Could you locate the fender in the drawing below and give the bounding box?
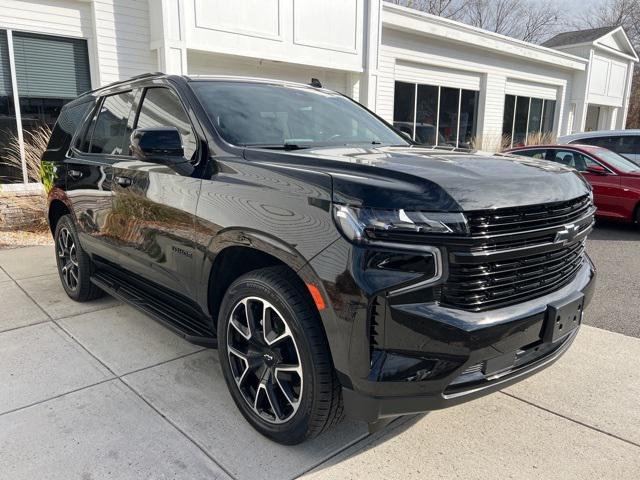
[195,226,330,307]
[194,227,347,373]
[47,187,76,229]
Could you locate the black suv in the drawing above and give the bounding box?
[44,74,596,444]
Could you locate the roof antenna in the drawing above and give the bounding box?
[309,78,322,88]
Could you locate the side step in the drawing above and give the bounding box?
[91,270,217,348]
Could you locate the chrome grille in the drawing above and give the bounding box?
[443,241,586,311]
[442,195,594,311]
[466,195,592,237]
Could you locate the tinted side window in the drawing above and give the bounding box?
[575,136,607,148]
[610,136,637,154]
[46,101,93,155]
[548,149,598,172]
[89,91,134,155]
[514,149,545,159]
[136,88,197,161]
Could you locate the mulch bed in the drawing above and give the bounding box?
[0,227,53,250]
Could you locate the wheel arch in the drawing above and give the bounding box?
[48,198,72,234]
[633,199,640,223]
[202,229,340,369]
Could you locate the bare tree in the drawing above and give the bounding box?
[573,0,640,45]
[386,0,467,21]
[386,0,562,43]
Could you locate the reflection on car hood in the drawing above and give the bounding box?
[244,145,591,211]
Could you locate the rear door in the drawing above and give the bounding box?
[64,90,135,258]
[109,84,201,297]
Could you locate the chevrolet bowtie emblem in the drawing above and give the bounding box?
[554,224,581,244]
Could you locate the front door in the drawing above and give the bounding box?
[110,86,201,297]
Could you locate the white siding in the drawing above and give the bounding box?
[394,61,481,90]
[184,0,365,73]
[587,53,628,107]
[187,50,350,94]
[505,79,557,100]
[480,73,507,150]
[0,0,91,38]
[91,0,156,85]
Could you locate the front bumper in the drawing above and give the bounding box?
[336,256,596,423]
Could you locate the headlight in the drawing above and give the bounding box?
[333,205,468,244]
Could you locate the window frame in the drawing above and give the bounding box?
[72,90,136,159]
[88,90,135,156]
[512,148,547,159]
[393,80,479,148]
[545,148,614,174]
[503,94,557,148]
[133,85,199,164]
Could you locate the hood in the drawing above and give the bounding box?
[244,146,590,211]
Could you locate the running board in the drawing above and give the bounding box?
[91,270,217,348]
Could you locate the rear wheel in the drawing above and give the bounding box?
[217,266,342,444]
[54,215,103,302]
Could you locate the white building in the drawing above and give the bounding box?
[0,0,637,184]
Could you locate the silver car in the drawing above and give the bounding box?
[558,129,640,166]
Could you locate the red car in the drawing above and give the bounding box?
[506,144,640,225]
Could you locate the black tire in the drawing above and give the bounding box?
[217,266,343,444]
[54,215,104,302]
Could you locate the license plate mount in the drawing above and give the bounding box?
[544,293,584,343]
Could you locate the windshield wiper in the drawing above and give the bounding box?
[244,143,310,151]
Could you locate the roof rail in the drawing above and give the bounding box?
[79,72,166,97]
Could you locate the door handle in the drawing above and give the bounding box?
[115,176,132,187]
[68,169,83,180]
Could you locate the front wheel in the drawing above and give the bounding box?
[217,266,342,444]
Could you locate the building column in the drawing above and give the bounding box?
[477,73,506,152]
[149,0,188,74]
[360,0,382,110]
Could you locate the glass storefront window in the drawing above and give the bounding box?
[438,87,459,146]
[502,94,515,141]
[393,81,478,148]
[415,84,438,145]
[459,90,478,148]
[528,98,543,135]
[542,99,556,134]
[502,94,556,148]
[393,82,415,139]
[513,96,529,146]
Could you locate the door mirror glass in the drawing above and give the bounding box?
[585,164,607,175]
[130,127,184,163]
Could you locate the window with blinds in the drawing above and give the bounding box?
[0,30,19,182]
[12,32,90,99]
[0,29,91,183]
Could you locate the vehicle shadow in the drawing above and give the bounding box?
[303,413,427,477]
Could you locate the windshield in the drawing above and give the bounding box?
[190,81,409,148]
[594,149,640,173]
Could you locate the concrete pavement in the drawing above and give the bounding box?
[1,245,639,480]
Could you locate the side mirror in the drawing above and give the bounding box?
[585,164,607,175]
[130,127,184,163]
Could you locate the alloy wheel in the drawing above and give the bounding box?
[226,296,303,424]
[57,228,79,291]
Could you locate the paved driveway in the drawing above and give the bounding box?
[1,240,639,479]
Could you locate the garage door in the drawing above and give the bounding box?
[394,60,481,91]
[506,78,557,100]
